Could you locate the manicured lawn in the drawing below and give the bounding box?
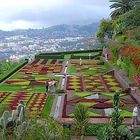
[0,60,26,81]
[76,92,92,97]
[81,69,98,75]
[74,52,100,56]
[41,95,55,117]
[0,84,23,91]
[64,54,71,60]
[26,85,46,92]
[10,73,26,79]
[67,65,77,73]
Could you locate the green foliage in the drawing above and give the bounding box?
[134,127,140,137]
[64,54,71,60]
[0,117,70,140]
[113,34,127,43]
[109,45,121,63]
[98,90,125,140]
[97,125,114,140]
[85,124,109,136]
[109,0,139,19]
[111,90,124,139]
[96,19,114,42]
[119,57,139,80]
[116,5,140,32]
[67,65,77,73]
[72,104,89,139]
[118,125,134,139]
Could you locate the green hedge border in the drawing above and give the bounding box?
[35,54,64,59]
[0,59,28,83]
[71,52,102,59]
[36,49,102,56]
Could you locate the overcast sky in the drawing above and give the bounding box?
[0,0,111,31]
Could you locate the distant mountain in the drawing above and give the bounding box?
[0,23,99,40]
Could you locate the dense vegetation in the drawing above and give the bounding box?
[97,0,140,86]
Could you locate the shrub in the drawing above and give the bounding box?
[85,124,109,136]
[134,127,140,137]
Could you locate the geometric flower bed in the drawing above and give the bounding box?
[5,79,30,85]
[66,76,83,91]
[28,93,48,113]
[1,92,50,115]
[18,63,63,75]
[76,65,105,73]
[62,91,135,118]
[70,60,102,65]
[3,92,33,110]
[66,74,123,93]
[3,59,62,93]
[101,74,122,92]
[83,75,106,92]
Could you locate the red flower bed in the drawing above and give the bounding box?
[93,103,112,109]
[66,76,83,91]
[30,59,39,65]
[31,80,45,85]
[6,79,27,84]
[41,59,48,64]
[101,75,123,92]
[28,93,48,113]
[80,98,109,103]
[6,92,32,110]
[62,94,67,117]
[50,59,57,64]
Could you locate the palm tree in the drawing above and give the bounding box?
[73,104,89,140]
[109,0,140,19]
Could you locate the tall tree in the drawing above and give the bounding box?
[111,90,123,140]
[96,19,114,42]
[73,104,89,140]
[109,0,140,19]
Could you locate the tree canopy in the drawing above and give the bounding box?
[116,5,140,32]
[96,19,114,42]
[109,0,140,19]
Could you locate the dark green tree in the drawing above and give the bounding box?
[111,90,124,140]
[96,19,114,42]
[98,90,124,140]
[72,104,89,140]
[115,5,140,33]
[109,0,140,19]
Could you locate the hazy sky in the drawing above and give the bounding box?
[0,0,111,30]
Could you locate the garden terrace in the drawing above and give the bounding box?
[0,50,138,124]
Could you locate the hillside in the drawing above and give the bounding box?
[0,23,99,40]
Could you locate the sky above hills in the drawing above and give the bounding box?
[0,0,111,31]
